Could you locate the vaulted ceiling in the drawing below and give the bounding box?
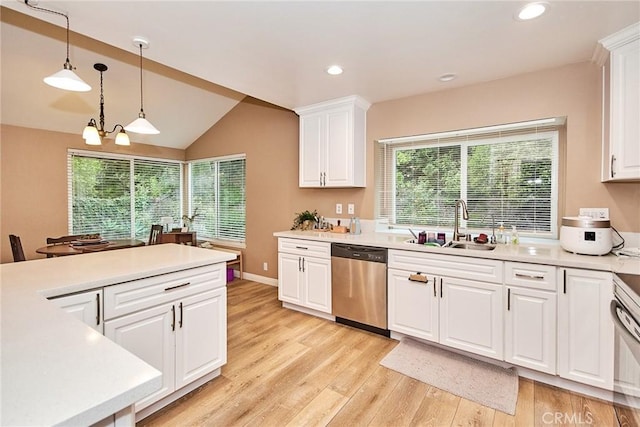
[1,1,638,149]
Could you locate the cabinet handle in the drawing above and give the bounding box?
[408,273,428,283]
[611,155,616,178]
[323,172,326,186]
[302,258,306,273]
[515,273,545,280]
[171,305,176,331]
[433,278,437,297]
[507,288,511,311]
[96,293,101,326]
[295,246,308,250]
[563,269,567,294]
[320,172,323,186]
[298,257,302,272]
[179,302,183,328]
[165,282,190,292]
[440,278,443,298]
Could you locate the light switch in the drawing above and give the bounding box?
[348,203,355,215]
[336,203,342,214]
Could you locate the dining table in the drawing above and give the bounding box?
[36,239,146,257]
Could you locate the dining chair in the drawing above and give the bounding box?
[9,234,26,262]
[148,224,164,245]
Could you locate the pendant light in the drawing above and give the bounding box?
[125,37,160,135]
[83,63,130,146]
[23,0,91,92]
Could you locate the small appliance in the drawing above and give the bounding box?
[560,216,613,255]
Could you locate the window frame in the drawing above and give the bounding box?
[187,153,247,247]
[67,149,184,240]
[379,126,560,238]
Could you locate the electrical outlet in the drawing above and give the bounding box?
[348,203,355,215]
[336,203,342,214]
[579,208,610,220]
[263,262,268,271]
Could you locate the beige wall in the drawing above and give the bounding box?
[0,124,184,263]
[3,61,638,273]
[363,61,639,231]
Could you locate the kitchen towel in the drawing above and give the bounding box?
[380,337,518,415]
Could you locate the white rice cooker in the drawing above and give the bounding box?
[560,216,613,256]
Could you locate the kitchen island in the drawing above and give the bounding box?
[0,244,235,426]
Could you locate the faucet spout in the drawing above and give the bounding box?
[453,199,469,241]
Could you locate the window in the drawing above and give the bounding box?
[188,155,246,244]
[376,119,562,237]
[68,150,183,240]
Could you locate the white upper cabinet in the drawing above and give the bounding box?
[295,95,370,188]
[596,22,640,181]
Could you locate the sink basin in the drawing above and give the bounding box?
[444,241,497,251]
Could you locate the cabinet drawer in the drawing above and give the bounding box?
[505,262,556,291]
[388,250,503,284]
[278,238,330,258]
[104,264,224,320]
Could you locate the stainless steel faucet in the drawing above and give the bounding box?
[489,214,497,244]
[453,199,469,241]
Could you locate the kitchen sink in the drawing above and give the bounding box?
[444,241,497,251]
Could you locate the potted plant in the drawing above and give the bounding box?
[291,210,318,231]
[182,208,201,231]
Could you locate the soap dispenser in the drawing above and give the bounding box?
[511,225,519,245]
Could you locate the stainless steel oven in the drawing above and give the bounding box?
[612,273,640,417]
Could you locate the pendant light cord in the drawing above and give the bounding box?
[24,0,71,66]
[138,44,145,114]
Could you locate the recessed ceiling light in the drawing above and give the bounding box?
[516,2,548,20]
[326,65,343,75]
[439,73,457,82]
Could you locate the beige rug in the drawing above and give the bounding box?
[380,338,518,415]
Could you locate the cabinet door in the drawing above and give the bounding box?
[558,269,614,390]
[505,287,556,374]
[302,256,331,313]
[49,289,103,333]
[278,253,303,305]
[388,269,438,342]
[176,288,227,389]
[104,303,175,411]
[440,277,503,360]
[299,113,325,187]
[324,107,353,187]
[609,37,640,180]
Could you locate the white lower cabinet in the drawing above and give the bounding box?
[558,268,614,390]
[504,262,557,375]
[505,286,557,374]
[388,269,439,341]
[105,288,226,412]
[439,277,503,360]
[278,238,332,314]
[387,250,503,361]
[103,263,227,415]
[49,289,103,333]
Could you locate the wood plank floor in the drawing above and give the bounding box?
[139,280,638,427]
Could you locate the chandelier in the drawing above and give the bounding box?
[82,64,130,146]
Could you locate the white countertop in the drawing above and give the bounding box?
[1,244,236,426]
[274,230,640,275]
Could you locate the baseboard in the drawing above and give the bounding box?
[282,302,335,321]
[237,271,278,287]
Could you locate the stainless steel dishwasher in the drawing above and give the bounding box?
[331,243,389,336]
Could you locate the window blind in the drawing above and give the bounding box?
[68,151,183,240]
[375,118,563,237]
[188,155,246,243]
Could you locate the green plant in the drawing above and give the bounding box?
[291,209,318,230]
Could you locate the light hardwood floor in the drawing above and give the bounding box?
[139,280,638,427]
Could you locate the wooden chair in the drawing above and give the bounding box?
[9,234,26,262]
[148,224,164,245]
